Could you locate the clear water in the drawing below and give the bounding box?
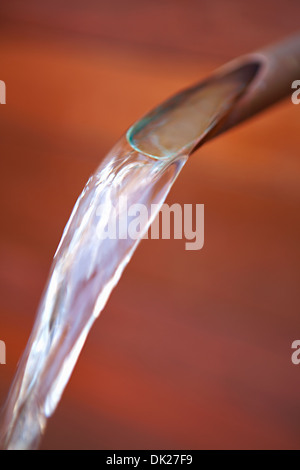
[0,137,187,450]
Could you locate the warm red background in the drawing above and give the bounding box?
[0,0,300,449]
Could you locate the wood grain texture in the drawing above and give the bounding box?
[0,0,299,449]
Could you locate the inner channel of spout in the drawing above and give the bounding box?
[127,61,261,160]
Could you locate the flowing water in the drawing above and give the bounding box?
[0,62,257,449]
[0,137,187,450]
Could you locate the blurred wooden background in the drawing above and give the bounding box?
[0,0,300,449]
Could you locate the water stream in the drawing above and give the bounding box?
[0,138,187,449]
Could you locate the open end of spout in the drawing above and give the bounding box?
[127,60,261,160]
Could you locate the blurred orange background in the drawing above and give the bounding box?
[0,0,300,449]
